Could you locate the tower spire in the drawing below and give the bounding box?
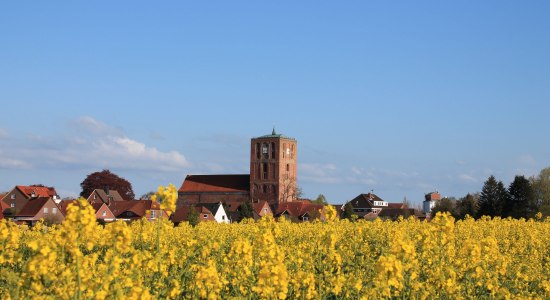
[272,126,276,135]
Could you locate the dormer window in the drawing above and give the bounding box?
[203,214,208,219]
[11,194,15,200]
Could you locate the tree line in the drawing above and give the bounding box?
[432,167,550,219]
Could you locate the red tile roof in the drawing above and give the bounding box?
[273,201,324,217]
[179,175,250,193]
[171,204,215,223]
[253,200,271,215]
[387,203,404,209]
[16,185,57,198]
[16,197,51,217]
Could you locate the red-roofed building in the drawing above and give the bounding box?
[176,130,301,212]
[177,174,250,207]
[111,200,169,222]
[14,197,64,225]
[272,201,325,222]
[1,185,59,219]
[171,202,229,225]
[253,200,273,219]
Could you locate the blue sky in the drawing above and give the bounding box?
[1,1,549,205]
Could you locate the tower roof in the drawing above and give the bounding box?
[254,129,295,140]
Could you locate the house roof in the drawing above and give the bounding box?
[90,189,125,203]
[179,175,250,193]
[16,185,57,198]
[110,200,166,218]
[272,201,324,217]
[347,193,386,208]
[171,204,217,223]
[253,200,271,215]
[387,203,404,209]
[254,128,296,140]
[425,192,442,201]
[58,200,78,216]
[16,197,52,217]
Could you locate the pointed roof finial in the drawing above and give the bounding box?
[272,126,276,135]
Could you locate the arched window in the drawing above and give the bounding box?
[262,162,268,179]
[256,143,261,159]
[271,142,276,159]
[291,144,294,159]
[262,143,269,159]
[257,163,262,179]
[263,185,268,194]
[282,143,286,158]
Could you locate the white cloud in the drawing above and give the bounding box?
[0,116,190,172]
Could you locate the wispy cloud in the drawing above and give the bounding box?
[458,174,478,183]
[0,128,8,139]
[0,116,190,172]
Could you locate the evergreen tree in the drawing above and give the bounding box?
[312,194,328,205]
[506,175,536,218]
[477,175,508,218]
[455,193,478,219]
[237,201,254,221]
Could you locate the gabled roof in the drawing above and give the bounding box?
[179,175,250,193]
[90,189,125,203]
[272,201,324,217]
[16,197,52,217]
[346,193,386,208]
[16,185,57,198]
[253,200,271,215]
[110,200,165,218]
[171,204,217,223]
[387,203,404,209]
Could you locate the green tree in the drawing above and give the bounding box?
[431,197,456,217]
[477,175,508,218]
[455,193,478,219]
[505,175,536,218]
[188,206,199,227]
[341,203,356,221]
[237,201,254,221]
[312,194,328,205]
[531,167,550,216]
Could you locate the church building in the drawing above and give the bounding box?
[177,129,298,208]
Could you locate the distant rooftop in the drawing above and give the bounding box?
[254,128,296,140]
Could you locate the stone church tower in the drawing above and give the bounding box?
[250,129,297,204]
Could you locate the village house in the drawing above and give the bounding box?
[423,191,441,216]
[1,185,60,219]
[342,193,425,220]
[272,200,325,222]
[14,196,64,225]
[171,202,229,225]
[253,200,273,219]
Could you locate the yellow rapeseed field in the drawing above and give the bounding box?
[1,186,549,299]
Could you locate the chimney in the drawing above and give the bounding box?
[104,185,110,196]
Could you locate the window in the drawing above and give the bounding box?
[53,208,57,215]
[271,142,276,159]
[262,163,268,179]
[291,145,294,159]
[257,163,262,179]
[282,143,286,158]
[44,207,49,214]
[256,143,261,159]
[11,194,15,200]
[263,208,268,212]
[222,215,225,220]
[10,203,15,208]
[151,210,156,218]
[102,210,107,217]
[286,164,290,172]
[263,185,267,193]
[203,214,208,219]
[93,194,97,200]
[262,143,269,159]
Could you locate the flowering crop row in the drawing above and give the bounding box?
[1,200,549,299]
